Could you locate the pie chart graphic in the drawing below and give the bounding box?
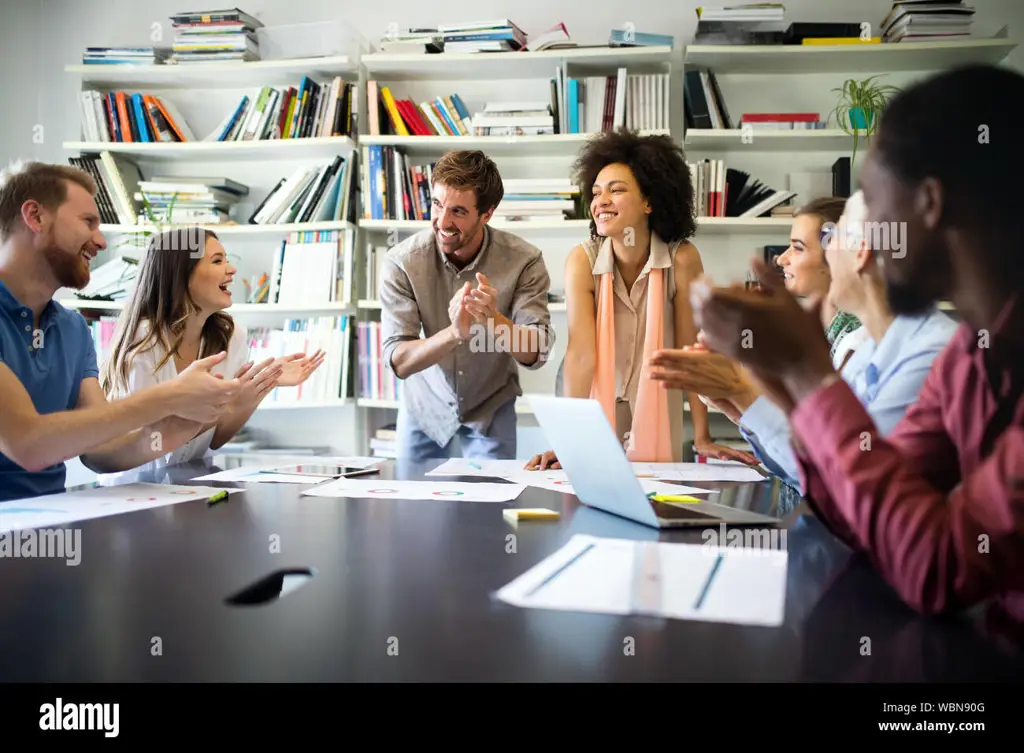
[432,490,464,496]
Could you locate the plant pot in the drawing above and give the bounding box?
[848,107,874,130]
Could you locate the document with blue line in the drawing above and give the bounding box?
[494,534,787,627]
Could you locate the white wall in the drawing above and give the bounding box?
[2,0,1022,476]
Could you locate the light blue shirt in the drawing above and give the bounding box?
[738,307,960,495]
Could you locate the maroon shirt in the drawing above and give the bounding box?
[791,294,1024,623]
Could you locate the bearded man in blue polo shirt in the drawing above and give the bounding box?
[0,161,242,502]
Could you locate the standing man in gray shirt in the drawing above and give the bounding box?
[378,150,555,461]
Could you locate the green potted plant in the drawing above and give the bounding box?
[827,74,901,167]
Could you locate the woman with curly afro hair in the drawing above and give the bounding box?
[525,129,760,470]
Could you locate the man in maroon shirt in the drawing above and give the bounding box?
[680,64,1024,628]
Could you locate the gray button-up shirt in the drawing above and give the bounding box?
[379,225,555,447]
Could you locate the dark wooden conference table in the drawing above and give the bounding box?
[1,455,1022,682]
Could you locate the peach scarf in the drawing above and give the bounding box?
[590,265,674,461]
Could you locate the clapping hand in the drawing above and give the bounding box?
[232,357,283,407]
[276,349,326,387]
[464,272,499,321]
[448,281,474,341]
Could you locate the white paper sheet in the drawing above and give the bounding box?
[424,458,528,478]
[630,462,769,483]
[301,479,526,502]
[189,467,336,483]
[0,483,242,534]
[191,455,380,482]
[495,534,788,627]
[502,468,716,497]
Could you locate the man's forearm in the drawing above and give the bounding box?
[81,415,208,473]
[15,385,174,472]
[390,327,461,379]
[490,314,547,366]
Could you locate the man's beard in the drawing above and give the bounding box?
[42,242,90,289]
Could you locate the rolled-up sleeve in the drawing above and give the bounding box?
[510,253,555,370]
[378,253,421,374]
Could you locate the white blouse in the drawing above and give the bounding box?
[105,320,249,477]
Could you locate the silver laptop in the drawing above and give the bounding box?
[528,395,780,529]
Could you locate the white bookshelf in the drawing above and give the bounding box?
[99,221,355,235]
[61,34,1005,456]
[684,129,853,151]
[64,55,355,88]
[58,299,354,315]
[65,51,363,452]
[359,216,790,235]
[359,131,669,157]
[63,136,356,161]
[362,45,675,80]
[685,35,1017,74]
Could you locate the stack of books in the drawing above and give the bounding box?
[472,102,553,135]
[136,176,249,225]
[608,28,674,47]
[378,27,443,53]
[493,179,579,223]
[880,1,975,43]
[166,8,262,63]
[439,19,526,52]
[692,3,787,44]
[81,46,168,65]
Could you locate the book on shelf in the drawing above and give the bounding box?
[368,67,667,137]
[689,160,795,218]
[360,147,581,224]
[880,1,976,43]
[361,146,435,221]
[608,28,674,47]
[525,22,574,51]
[266,228,355,307]
[684,68,731,129]
[137,175,249,225]
[357,321,399,403]
[248,153,358,225]
[78,90,193,143]
[782,22,866,44]
[68,151,143,225]
[247,316,354,405]
[378,27,444,54]
[81,47,169,65]
[693,3,787,44]
[166,8,264,63]
[206,75,357,141]
[437,19,527,52]
[493,179,581,222]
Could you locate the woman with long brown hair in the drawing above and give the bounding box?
[100,228,324,472]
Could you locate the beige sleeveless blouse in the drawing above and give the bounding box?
[581,233,687,461]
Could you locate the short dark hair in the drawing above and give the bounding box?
[873,63,1024,239]
[572,129,697,243]
[431,150,504,214]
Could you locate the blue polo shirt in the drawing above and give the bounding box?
[0,281,99,502]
